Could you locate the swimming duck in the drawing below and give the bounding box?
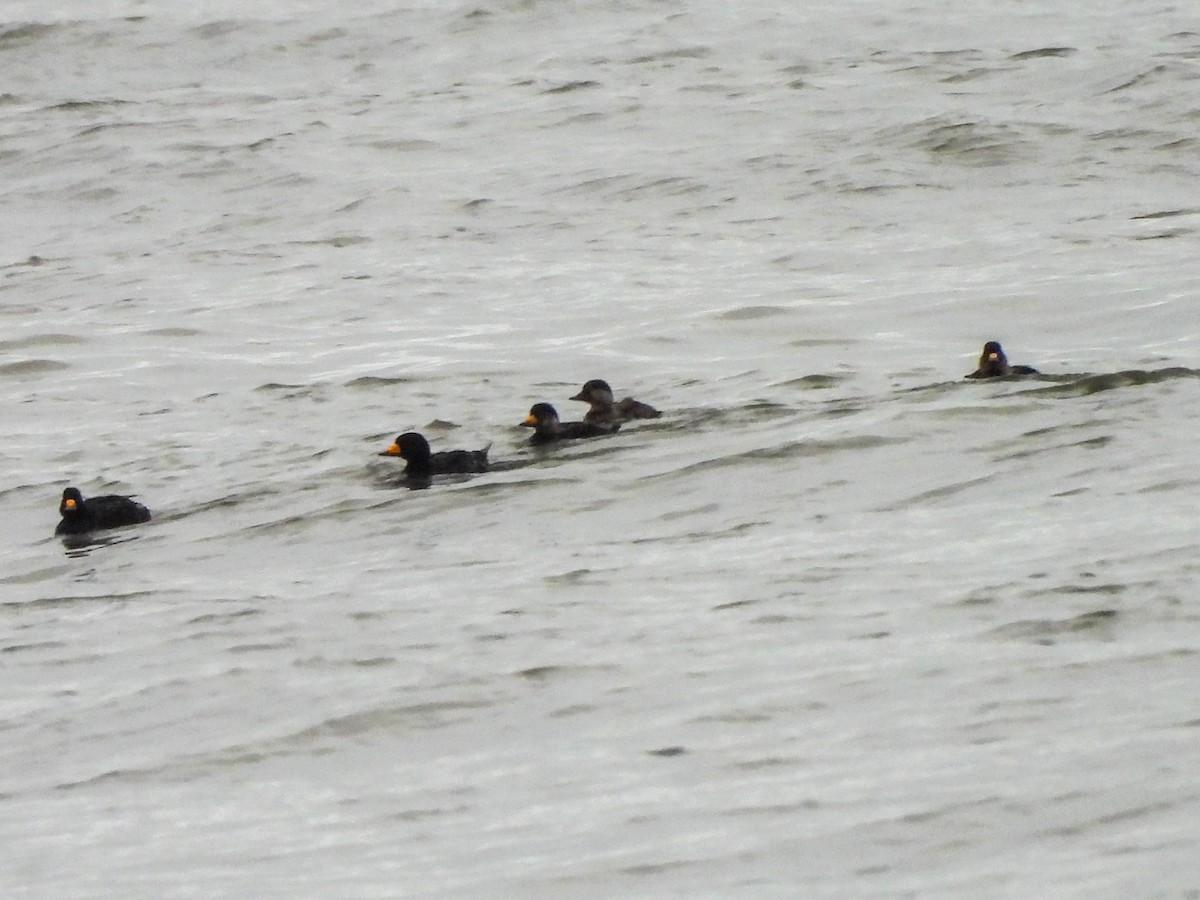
[379,432,489,477]
[521,402,618,445]
[966,341,1040,378]
[55,486,151,535]
[569,379,662,425]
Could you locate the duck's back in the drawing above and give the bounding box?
[429,448,489,474]
[615,397,661,420]
[558,420,619,440]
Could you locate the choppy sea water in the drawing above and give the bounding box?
[3,0,1200,896]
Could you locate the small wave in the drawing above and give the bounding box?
[785,338,859,349]
[0,23,60,47]
[939,64,1010,86]
[253,382,328,401]
[906,116,1032,167]
[1099,64,1171,94]
[775,374,847,390]
[787,435,904,457]
[656,502,720,522]
[541,80,601,94]
[185,607,262,627]
[142,326,205,337]
[61,533,146,556]
[626,46,711,65]
[647,434,906,480]
[613,175,707,199]
[1009,47,1076,60]
[5,589,158,609]
[300,27,349,46]
[0,253,47,268]
[1156,136,1195,150]
[625,519,769,546]
[1132,228,1192,241]
[635,402,796,435]
[365,138,440,152]
[56,695,501,790]
[879,476,993,511]
[999,434,1113,461]
[447,474,582,500]
[1137,477,1200,494]
[0,639,66,655]
[344,375,417,389]
[1031,368,1200,397]
[0,359,70,377]
[988,609,1119,643]
[189,20,242,40]
[515,663,617,681]
[296,699,497,740]
[0,333,84,351]
[542,568,606,586]
[1131,207,1200,221]
[0,563,76,587]
[715,305,792,321]
[45,98,132,112]
[287,234,369,248]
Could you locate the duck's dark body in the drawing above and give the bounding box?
[521,402,618,444]
[570,379,661,426]
[379,432,489,477]
[55,487,151,535]
[966,341,1039,379]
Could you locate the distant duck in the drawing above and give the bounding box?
[55,486,151,535]
[569,379,662,426]
[521,402,618,444]
[966,341,1040,378]
[379,432,489,477]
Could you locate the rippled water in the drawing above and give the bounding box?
[3,1,1200,896]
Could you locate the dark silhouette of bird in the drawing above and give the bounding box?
[55,487,151,535]
[378,432,489,477]
[520,402,618,445]
[966,341,1039,378]
[569,379,661,426]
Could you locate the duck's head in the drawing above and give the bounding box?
[379,432,430,461]
[570,379,615,405]
[59,487,84,516]
[979,341,1008,367]
[522,403,560,429]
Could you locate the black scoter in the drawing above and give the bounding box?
[569,379,661,426]
[55,486,151,535]
[966,341,1040,378]
[521,402,618,445]
[379,432,489,476]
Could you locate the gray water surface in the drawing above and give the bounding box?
[2,1,1199,896]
